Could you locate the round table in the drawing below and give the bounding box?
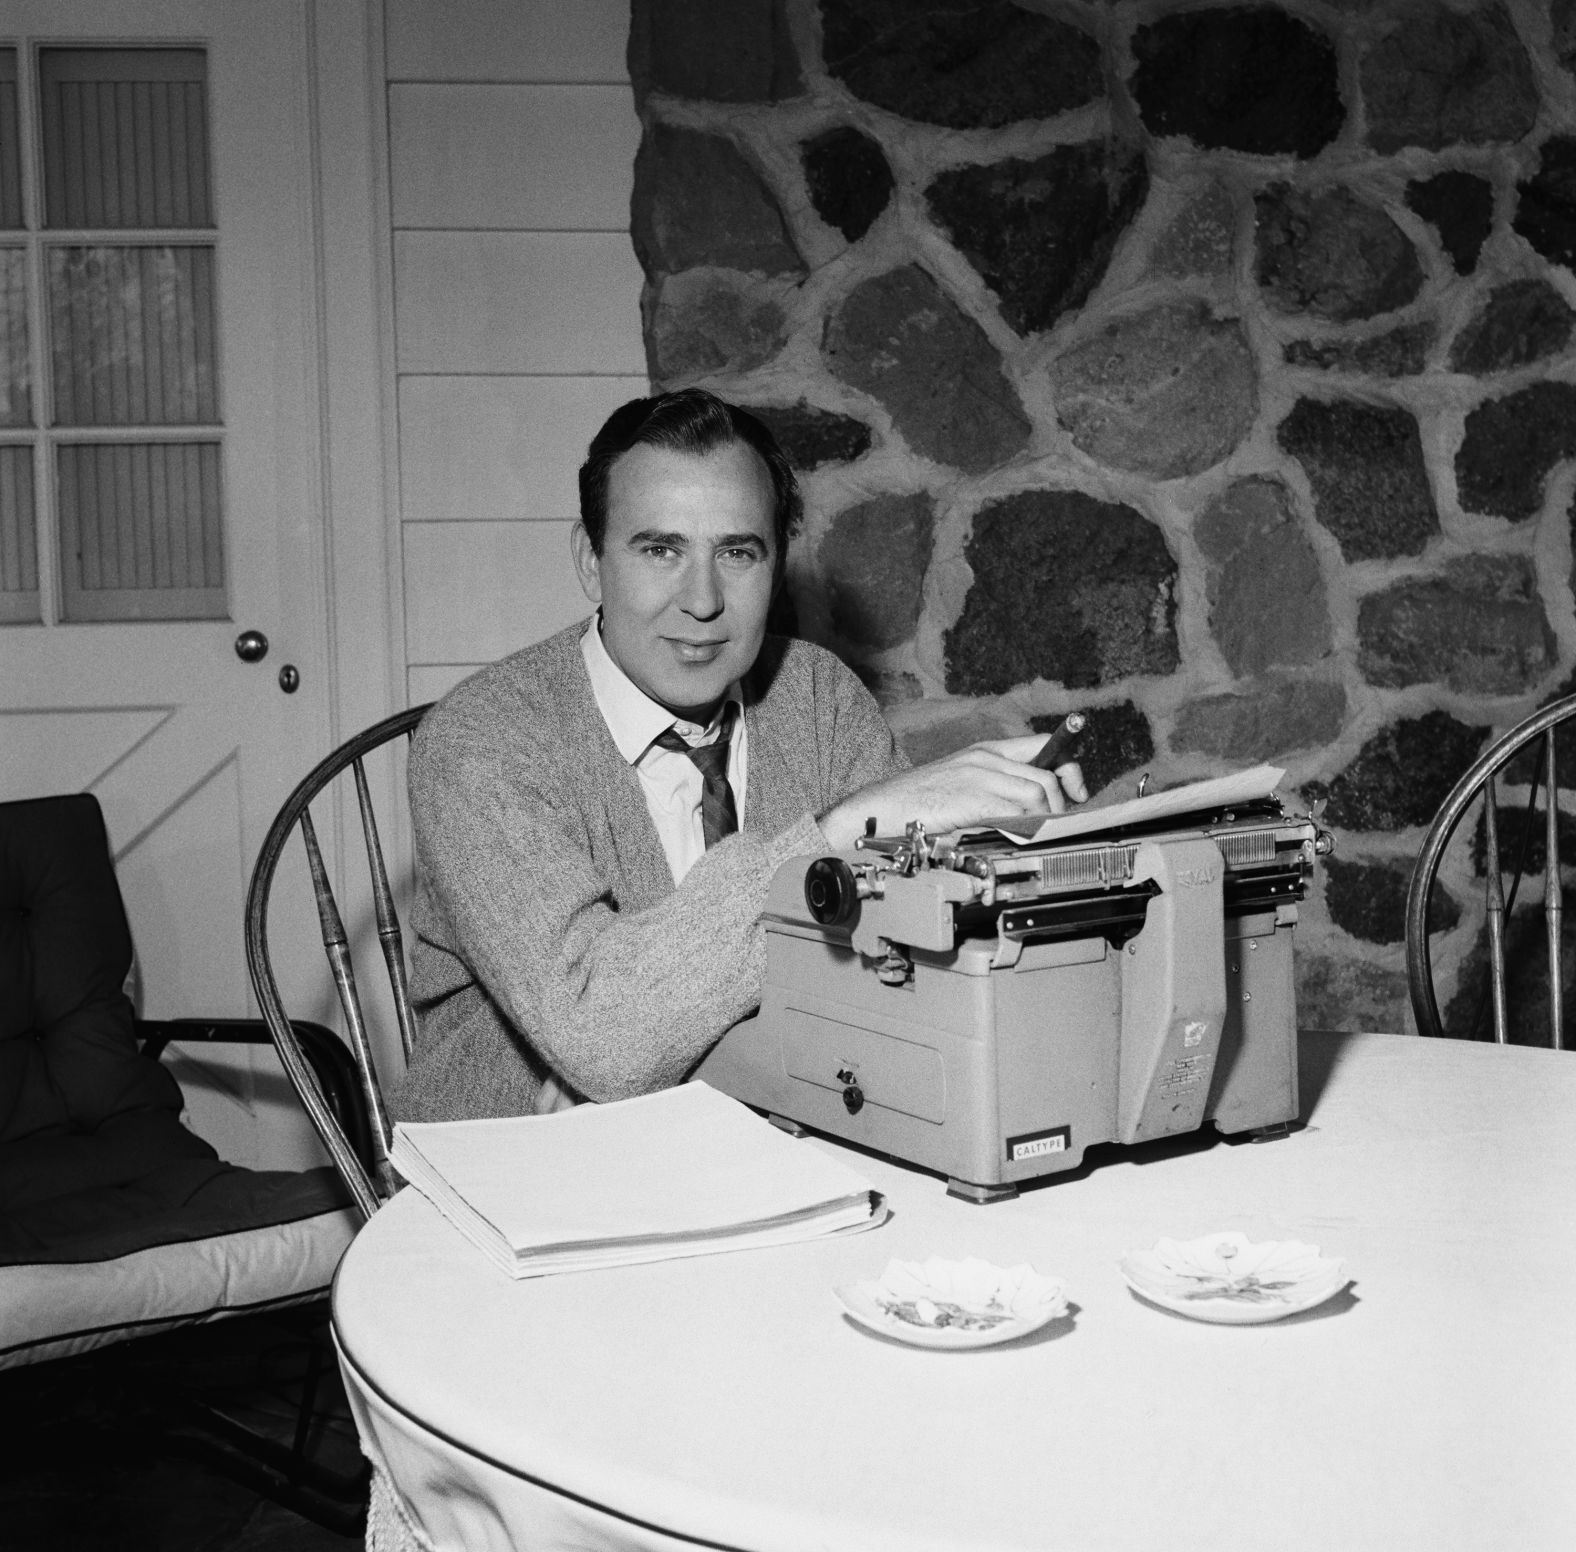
[333,1032,1576,1552]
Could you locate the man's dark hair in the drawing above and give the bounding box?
[577,388,802,560]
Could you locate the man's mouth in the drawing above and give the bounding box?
[669,639,726,663]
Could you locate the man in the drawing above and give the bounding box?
[391,389,1082,1122]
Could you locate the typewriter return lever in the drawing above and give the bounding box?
[802,819,937,930]
[804,822,985,950]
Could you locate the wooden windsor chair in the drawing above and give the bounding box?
[1405,693,1576,1049]
[245,704,434,1221]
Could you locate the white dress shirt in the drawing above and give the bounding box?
[579,615,748,887]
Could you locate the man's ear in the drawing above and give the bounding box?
[570,522,603,604]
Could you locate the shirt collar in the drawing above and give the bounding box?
[580,614,742,765]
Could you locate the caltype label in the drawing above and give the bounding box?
[1006,1124,1071,1163]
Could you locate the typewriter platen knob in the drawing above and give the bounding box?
[804,857,860,927]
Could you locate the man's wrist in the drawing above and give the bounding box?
[769,812,836,872]
[815,803,870,851]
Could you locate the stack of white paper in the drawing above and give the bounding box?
[389,1080,884,1278]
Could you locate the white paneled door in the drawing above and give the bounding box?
[0,1,358,1168]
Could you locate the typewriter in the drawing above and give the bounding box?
[696,770,1333,1201]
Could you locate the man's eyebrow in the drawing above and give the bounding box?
[625,528,688,547]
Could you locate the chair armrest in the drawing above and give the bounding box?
[135,1017,375,1175]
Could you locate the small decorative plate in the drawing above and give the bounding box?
[834,1256,1068,1349]
[1119,1232,1348,1325]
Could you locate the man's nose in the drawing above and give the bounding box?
[679,558,723,618]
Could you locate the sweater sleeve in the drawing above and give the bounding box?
[405,650,903,1110]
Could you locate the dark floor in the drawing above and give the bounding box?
[0,1306,367,1551]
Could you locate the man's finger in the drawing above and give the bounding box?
[1015,769,1067,815]
[965,740,1087,810]
[976,735,1051,764]
[938,765,1065,819]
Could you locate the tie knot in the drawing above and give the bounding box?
[685,738,729,782]
[652,702,736,768]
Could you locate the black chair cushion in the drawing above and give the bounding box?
[0,795,355,1366]
[1,793,180,1149]
[0,1119,348,1266]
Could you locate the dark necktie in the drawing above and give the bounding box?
[653,703,738,848]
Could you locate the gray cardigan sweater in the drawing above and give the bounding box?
[390,621,907,1123]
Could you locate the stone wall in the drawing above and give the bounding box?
[628,0,1576,1038]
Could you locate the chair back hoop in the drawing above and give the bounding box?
[1405,693,1575,1048]
[245,704,433,1220]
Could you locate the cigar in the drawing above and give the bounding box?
[1031,711,1085,770]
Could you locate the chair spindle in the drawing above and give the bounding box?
[1404,691,1576,1045]
[1482,775,1509,1044]
[1545,733,1565,1052]
[300,806,398,1193]
[352,756,418,1066]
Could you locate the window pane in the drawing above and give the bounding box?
[0,246,29,425]
[0,442,39,621]
[56,440,224,620]
[39,49,212,230]
[49,245,218,425]
[0,51,21,230]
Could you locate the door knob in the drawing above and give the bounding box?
[235,629,269,663]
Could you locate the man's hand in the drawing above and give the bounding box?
[818,736,1088,850]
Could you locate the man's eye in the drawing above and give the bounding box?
[642,544,675,559]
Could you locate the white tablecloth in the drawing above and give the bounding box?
[334,1032,1576,1552]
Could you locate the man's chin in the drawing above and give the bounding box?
[652,670,733,722]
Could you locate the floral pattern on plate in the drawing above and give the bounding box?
[834,1256,1068,1349]
[1119,1232,1349,1325]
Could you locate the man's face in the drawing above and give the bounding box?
[572,439,778,722]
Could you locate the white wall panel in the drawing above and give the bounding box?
[394,232,647,374]
[403,519,591,663]
[390,85,639,230]
[387,0,643,689]
[0,707,168,798]
[399,374,649,523]
[408,663,483,706]
[385,0,629,81]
